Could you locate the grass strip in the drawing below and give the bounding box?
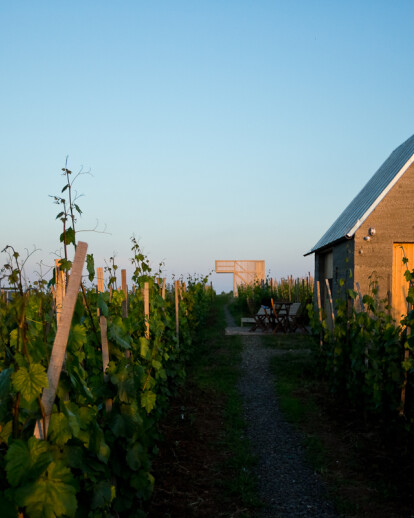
[146,294,260,517]
[192,295,260,514]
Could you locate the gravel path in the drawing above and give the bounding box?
[225,308,338,518]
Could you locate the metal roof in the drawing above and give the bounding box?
[306,134,414,255]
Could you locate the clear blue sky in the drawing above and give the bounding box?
[1,1,414,292]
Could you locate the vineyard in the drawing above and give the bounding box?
[234,269,414,432]
[312,271,414,428]
[0,168,213,517]
[2,165,414,518]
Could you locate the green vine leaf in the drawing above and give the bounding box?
[11,363,48,403]
[60,227,75,246]
[6,437,52,487]
[97,293,108,318]
[140,337,149,359]
[86,254,95,282]
[48,413,72,447]
[14,461,77,518]
[91,481,115,510]
[141,391,156,413]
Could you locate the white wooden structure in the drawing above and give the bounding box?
[215,260,265,296]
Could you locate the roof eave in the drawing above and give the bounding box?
[345,153,414,238]
[304,235,350,256]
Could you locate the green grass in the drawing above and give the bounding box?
[261,332,315,350]
[190,295,261,514]
[267,337,328,476]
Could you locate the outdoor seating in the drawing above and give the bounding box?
[249,305,271,332]
[288,301,309,333]
[269,299,309,333]
[270,299,292,333]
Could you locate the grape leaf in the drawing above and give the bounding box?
[126,443,143,471]
[140,337,149,359]
[48,413,72,447]
[141,391,156,413]
[15,461,77,518]
[60,227,75,246]
[97,293,108,318]
[86,253,95,282]
[6,437,52,487]
[11,363,48,403]
[92,480,115,510]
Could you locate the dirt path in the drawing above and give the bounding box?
[225,308,338,518]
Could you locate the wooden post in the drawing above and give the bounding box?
[175,280,180,344]
[55,259,65,326]
[325,278,335,330]
[316,281,323,323]
[34,242,88,439]
[97,268,109,372]
[144,282,150,339]
[97,267,104,293]
[121,269,128,318]
[97,267,112,412]
[162,278,166,300]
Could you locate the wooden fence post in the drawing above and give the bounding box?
[34,242,88,439]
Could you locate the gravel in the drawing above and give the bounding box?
[226,308,339,518]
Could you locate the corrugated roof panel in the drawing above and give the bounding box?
[308,134,414,254]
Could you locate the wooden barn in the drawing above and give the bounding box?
[305,134,414,322]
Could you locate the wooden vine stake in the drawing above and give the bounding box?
[121,269,128,318]
[156,278,166,300]
[55,259,66,326]
[144,282,150,339]
[325,278,335,331]
[316,280,323,348]
[34,242,88,440]
[175,280,180,345]
[97,267,112,413]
